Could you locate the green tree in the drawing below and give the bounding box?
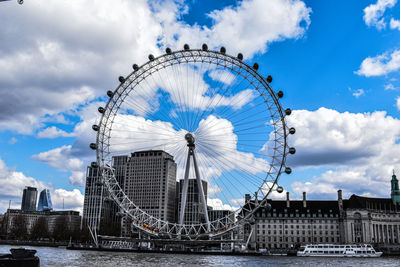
[52,216,70,241]
[10,215,28,240]
[30,216,49,240]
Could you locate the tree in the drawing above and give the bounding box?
[52,216,70,241]
[30,216,49,240]
[10,215,28,240]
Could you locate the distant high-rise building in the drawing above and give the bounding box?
[37,189,53,211]
[82,156,127,236]
[177,178,208,224]
[124,150,177,222]
[21,186,37,211]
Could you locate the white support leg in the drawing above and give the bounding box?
[192,150,210,232]
[179,148,192,227]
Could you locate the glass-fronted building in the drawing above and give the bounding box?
[37,189,53,211]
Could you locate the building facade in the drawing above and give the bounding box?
[82,156,126,236]
[3,209,81,235]
[37,189,53,211]
[177,178,208,224]
[124,150,177,223]
[244,184,400,251]
[21,186,37,211]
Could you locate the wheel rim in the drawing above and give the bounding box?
[94,47,291,239]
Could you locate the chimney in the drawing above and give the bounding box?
[303,192,307,208]
[338,189,343,211]
[286,192,290,208]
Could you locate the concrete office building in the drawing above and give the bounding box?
[124,150,177,223]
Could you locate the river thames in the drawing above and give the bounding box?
[1,245,399,266]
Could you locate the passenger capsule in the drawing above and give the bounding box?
[98,107,105,114]
[276,186,284,193]
[289,147,296,154]
[277,91,284,98]
[148,54,155,61]
[107,90,114,98]
[104,197,112,202]
[202,43,208,51]
[184,44,190,50]
[285,167,292,174]
[285,108,292,116]
[253,63,259,71]
[289,127,296,135]
[220,46,226,54]
[116,212,125,217]
[266,75,273,83]
[166,47,172,54]
[237,53,243,61]
[92,125,100,131]
[264,203,272,211]
[132,64,139,71]
[91,162,98,168]
[118,76,125,83]
[89,143,97,150]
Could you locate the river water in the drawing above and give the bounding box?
[0,245,399,266]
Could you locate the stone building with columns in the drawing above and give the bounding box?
[243,172,400,251]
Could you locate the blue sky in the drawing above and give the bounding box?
[0,0,400,213]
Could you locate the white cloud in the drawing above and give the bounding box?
[32,145,86,187]
[390,17,400,30]
[0,157,83,213]
[32,145,83,171]
[208,198,237,211]
[356,49,400,77]
[157,0,311,57]
[396,96,400,110]
[363,0,397,30]
[51,189,84,213]
[0,0,311,134]
[68,171,86,187]
[37,126,75,138]
[352,88,365,98]
[385,83,397,90]
[286,108,400,199]
[8,137,17,145]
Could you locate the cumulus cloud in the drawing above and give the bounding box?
[0,0,311,135]
[0,157,84,213]
[390,17,400,30]
[32,145,85,186]
[385,83,397,90]
[37,126,75,138]
[363,0,397,30]
[157,0,311,57]
[356,49,400,77]
[352,88,365,98]
[286,108,400,199]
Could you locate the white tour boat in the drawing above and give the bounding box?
[297,244,383,257]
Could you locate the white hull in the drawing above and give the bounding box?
[297,244,382,258]
[297,253,383,258]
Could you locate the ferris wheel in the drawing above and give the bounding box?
[90,44,295,239]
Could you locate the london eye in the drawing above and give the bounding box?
[90,44,295,239]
